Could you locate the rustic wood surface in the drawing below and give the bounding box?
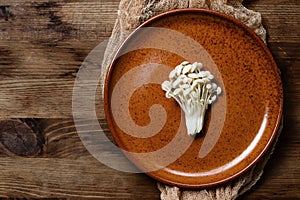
[0,0,299,199]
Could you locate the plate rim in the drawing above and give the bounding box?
[104,8,283,188]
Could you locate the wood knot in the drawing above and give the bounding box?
[0,120,44,157]
[0,6,14,21]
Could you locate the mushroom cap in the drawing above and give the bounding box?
[161,61,222,136]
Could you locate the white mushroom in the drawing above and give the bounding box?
[161,61,222,136]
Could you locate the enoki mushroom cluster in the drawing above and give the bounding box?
[162,61,222,136]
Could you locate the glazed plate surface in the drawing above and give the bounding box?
[104,9,283,188]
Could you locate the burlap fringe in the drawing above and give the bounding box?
[125,0,266,41]
[101,1,277,199]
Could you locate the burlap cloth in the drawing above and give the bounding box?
[101,0,280,199]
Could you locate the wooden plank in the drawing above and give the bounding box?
[0,158,159,199]
[0,0,119,119]
[1,117,299,199]
[0,0,299,199]
[0,41,298,119]
[41,119,102,158]
[244,1,300,43]
[37,117,300,199]
[0,0,299,118]
[0,119,43,157]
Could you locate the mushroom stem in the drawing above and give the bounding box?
[162,61,222,136]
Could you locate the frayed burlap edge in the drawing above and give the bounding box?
[101,1,279,199]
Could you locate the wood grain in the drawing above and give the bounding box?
[0,118,298,199]
[245,1,300,43]
[0,158,159,199]
[0,0,298,118]
[0,119,43,157]
[0,0,118,118]
[0,0,299,199]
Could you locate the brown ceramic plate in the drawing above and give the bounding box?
[104,9,283,188]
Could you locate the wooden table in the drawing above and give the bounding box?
[0,0,299,199]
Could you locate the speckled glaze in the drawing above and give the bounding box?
[104,9,283,188]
